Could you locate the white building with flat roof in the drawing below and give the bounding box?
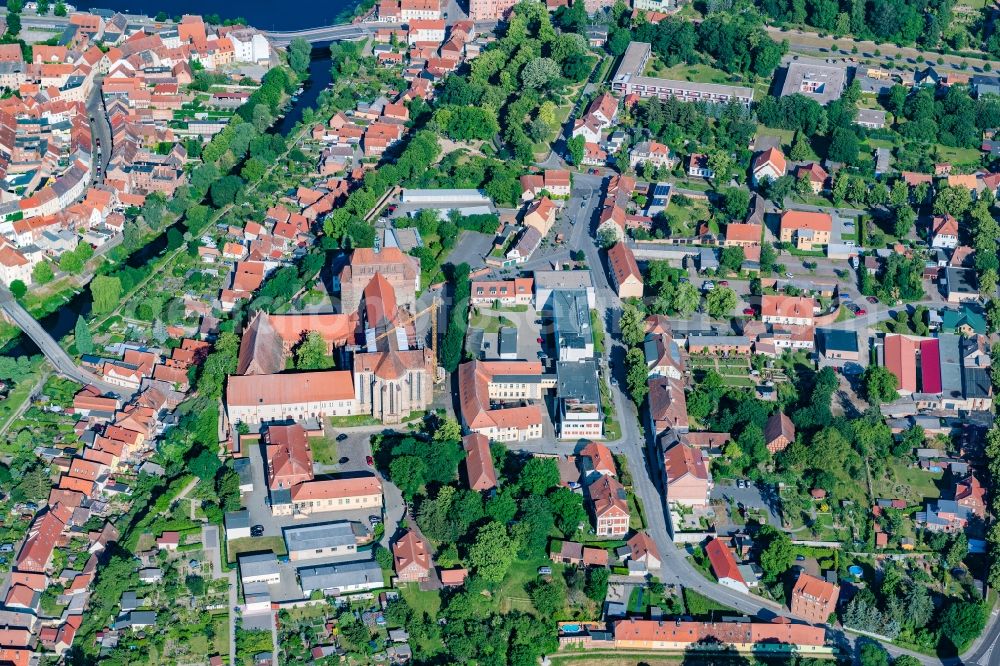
[400,188,492,205]
[611,42,754,107]
[284,522,359,561]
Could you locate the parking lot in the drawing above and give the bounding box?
[467,302,547,362]
[237,430,388,602]
[710,480,784,533]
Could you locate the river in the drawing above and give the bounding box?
[73,0,362,31]
[2,45,334,357]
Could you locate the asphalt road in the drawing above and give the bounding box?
[0,286,126,396]
[85,77,112,183]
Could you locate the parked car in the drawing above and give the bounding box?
[537,566,553,575]
[867,296,879,304]
[338,457,349,464]
[251,525,264,537]
[536,337,543,344]
[336,433,348,442]
[366,455,374,466]
[370,515,383,524]
[719,280,729,286]
[703,281,715,292]
[856,308,867,316]
[743,308,755,316]
[784,272,794,278]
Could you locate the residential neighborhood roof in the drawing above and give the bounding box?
[705,538,745,586]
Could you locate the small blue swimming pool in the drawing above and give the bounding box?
[561,624,581,633]
[848,565,863,577]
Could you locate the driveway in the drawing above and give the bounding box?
[711,481,784,533]
[443,230,494,269]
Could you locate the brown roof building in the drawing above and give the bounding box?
[647,376,689,436]
[662,441,712,507]
[265,424,314,490]
[607,242,643,299]
[790,572,839,623]
[462,433,498,492]
[764,412,795,454]
[393,530,432,582]
[339,248,420,317]
[588,475,629,537]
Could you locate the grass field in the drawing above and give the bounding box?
[645,59,737,85]
[227,536,287,563]
[663,199,710,236]
[935,144,983,165]
[875,460,944,504]
[311,437,337,466]
[551,653,684,665]
[399,583,441,618]
[496,555,564,615]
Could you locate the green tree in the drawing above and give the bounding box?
[758,529,794,580]
[518,457,560,496]
[566,135,585,166]
[294,331,334,370]
[706,287,737,318]
[5,12,20,37]
[54,1,66,16]
[185,574,205,596]
[857,642,890,666]
[288,37,312,75]
[31,261,53,285]
[584,567,609,602]
[789,130,811,161]
[625,347,649,405]
[90,275,122,314]
[468,521,516,584]
[620,303,646,346]
[939,601,987,653]
[528,578,566,617]
[390,455,426,500]
[721,187,750,219]
[672,281,701,317]
[862,366,899,404]
[374,544,393,569]
[190,448,221,481]
[521,57,561,90]
[933,186,972,217]
[548,486,587,536]
[9,280,26,299]
[827,127,860,163]
[74,315,94,355]
[719,246,745,273]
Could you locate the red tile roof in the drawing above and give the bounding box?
[290,476,382,502]
[226,371,355,407]
[393,529,431,575]
[265,424,314,490]
[607,242,642,287]
[462,433,497,491]
[705,538,744,586]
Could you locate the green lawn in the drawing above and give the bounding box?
[875,460,944,504]
[227,537,287,563]
[645,59,738,86]
[497,555,559,615]
[935,144,983,166]
[311,437,337,466]
[399,583,441,618]
[683,588,738,618]
[663,199,710,236]
[327,414,382,427]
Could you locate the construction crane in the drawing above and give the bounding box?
[369,296,440,363]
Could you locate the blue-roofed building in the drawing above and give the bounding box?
[644,182,672,216]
